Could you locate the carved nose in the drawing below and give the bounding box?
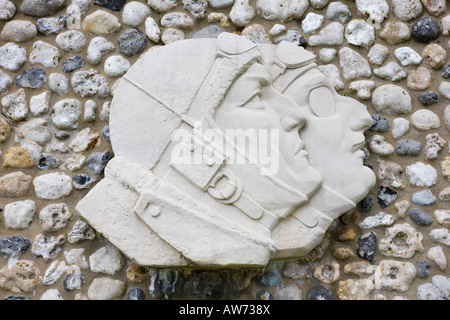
[280,112,306,132]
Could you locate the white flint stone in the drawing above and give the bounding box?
[209,0,233,9]
[71,69,110,98]
[301,12,324,34]
[87,278,125,300]
[392,118,410,139]
[269,24,286,36]
[429,229,450,247]
[99,102,110,122]
[49,73,70,96]
[67,4,81,29]
[391,0,423,21]
[344,19,375,49]
[371,85,412,115]
[427,246,447,270]
[318,48,337,63]
[39,203,73,232]
[147,0,178,12]
[56,30,87,52]
[208,12,230,27]
[374,260,417,292]
[3,200,36,229]
[104,55,131,77]
[32,234,65,262]
[308,22,344,46]
[0,70,12,94]
[122,1,151,27]
[338,47,371,81]
[434,210,450,228]
[89,245,124,275]
[71,0,92,13]
[65,154,86,171]
[87,37,115,65]
[64,248,89,270]
[355,0,389,27]
[348,80,375,100]
[17,118,51,146]
[359,211,395,229]
[0,0,16,20]
[161,28,185,44]
[373,62,406,82]
[41,260,68,285]
[229,0,255,27]
[367,44,390,65]
[438,82,450,100]
[51,142,69,153]
[443,15,450,36]
[70,127,101,152]
[326,1,351,23]
[406,162,437,187]
[145,17,161,43]
[394,47,422,66]
[29,91,51,116]
[41,289,64,300]
[394,200,410,218]
[33,173,73,200]
[310,0,329,9]
[367,135,394,156]
[318,64,344,91]
[0,42,27,71]
[256,0,309,22]
[51,98,82,130]
[19,139,43,162]
[1,88,28,121]
[161,12,195,29]
[410,109,440,131]
[84,100,97,123]
[378,223,424,258]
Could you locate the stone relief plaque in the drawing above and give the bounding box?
[75,32,376,268]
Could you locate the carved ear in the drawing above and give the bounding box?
[309,87,336,118]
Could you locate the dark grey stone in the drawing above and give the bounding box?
[148,269,185,299]
[72,174,91,188]
[395,139,422,156]
[20,0,66,17]
[63,273,85,291]
[102,124,110,142]
[55,130,70,140]
[86,151,112,175]
[357,232,377,261]
[0,236,31,258]
[306,285,334,300]
[256,289,274,300]
[409,208,433,226]
[94,0,127,11]
[37,15,67,35]
[126,288,146,300]
[118,29,147,57]
[411,17,441,43]
[442,64,450,79]
[411,189,436,206]
[61,56,85,73]
[419,92,439,106]
[4,296,32,300]
[186,271,224,299]
[360,194,375,212]
[370,114,390,132]
[416,260,430,278]
[255,271,282,287]
[14,67,46,89]
[377,186,398,209]
[38,154,60,170]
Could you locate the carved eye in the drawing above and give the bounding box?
[309,87,336,118]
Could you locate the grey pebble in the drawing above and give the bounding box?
[14,67,46,89]
[357,232,377,261]
[306,285,333,300]
[20,0,66,17]
[118,28,147,57]
[256,289,274,300]
[87,151,112,175]
[370,114,390,132]
[419,92,439,106]
[126,288,146,300]
[191,25,223,39]
[94,0,127,11]
[149,269,185,299]
[63,273,85,291]
[416,260,430,278]
[186,271,224,299]
[360,194,375,212]
[255,271,282,287]
[409,208,433,226]
[55,130,70,140]
[442,64,450,79]
[395,139,422,156]
[377,186,398,209]
[0,236,31,258]
[102,124,110,142]
[37,15,67,35]
[411,189,436,206]
[61,56,85,73]
[37,154,61,170]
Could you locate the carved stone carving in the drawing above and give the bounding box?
[75,33,375,268]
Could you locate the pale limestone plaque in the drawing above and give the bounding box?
[76,33,375,268]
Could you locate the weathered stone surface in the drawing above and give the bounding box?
[82,10,121,35]
[374,260,416,292]
[33,172,73,199]
[87,277,125,300]
[371,85,412,115]
[39,203,72,232]
[0,260,40,293]
[4,200,36,229]
[89,245,124,275]
[378,223,424,258]
[0,20,37,42]
[0,172,32,197]
[31,234,65,262]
